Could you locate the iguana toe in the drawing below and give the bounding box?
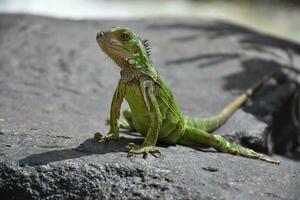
[94,132,119,143]
[94,132,103,141]
[104,133,119,143]
[126,143,161,158]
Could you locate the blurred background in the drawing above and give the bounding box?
[0,0,300,43]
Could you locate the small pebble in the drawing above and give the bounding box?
[202,166,218,172]
[0,118,5,122]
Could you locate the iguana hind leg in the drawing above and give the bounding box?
[179,126,280,164]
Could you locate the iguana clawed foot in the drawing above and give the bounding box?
[220,139,281,164]
[245,149,280,164]
[94,132,103,141]
[126,143,161,158]
[94,132,119,143]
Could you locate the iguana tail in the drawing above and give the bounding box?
[188,67,281,132]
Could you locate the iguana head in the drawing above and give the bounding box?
[96,28,151,69]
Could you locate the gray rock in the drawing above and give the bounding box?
[0,14,299,199]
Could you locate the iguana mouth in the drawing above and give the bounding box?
[96,30,130,67]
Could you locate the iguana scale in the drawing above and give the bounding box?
[94,28,280,164]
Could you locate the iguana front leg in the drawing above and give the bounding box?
[94,83,123,141]
[106,109,136,131]
[126,85,162,158]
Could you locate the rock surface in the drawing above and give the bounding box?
[0,14,300,199]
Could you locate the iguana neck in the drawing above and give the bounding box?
[120,62,159,83]
[120,67,140,83]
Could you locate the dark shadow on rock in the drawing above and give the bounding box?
[223,58,281,91]
[240,36,300,55]
[190,146,218,153]
[19,137,144,166]
[165,53,240,68]
[270,89,300,160]
[222,58,295,121]
[148,21,256,40]
[285,149,300,162]
[148,20,300,55]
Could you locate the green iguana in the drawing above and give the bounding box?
[94,27,280,164]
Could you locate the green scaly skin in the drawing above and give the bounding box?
[94,28,280,164]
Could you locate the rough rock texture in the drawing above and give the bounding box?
[0,14,300,199]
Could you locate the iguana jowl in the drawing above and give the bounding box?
[95,28,280,164]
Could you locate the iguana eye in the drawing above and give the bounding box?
[121,32,129,41]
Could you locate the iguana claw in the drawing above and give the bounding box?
[103,133,119,142]
[126,143,161,158]
[94,132,119,143]
[94,132,103,141]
